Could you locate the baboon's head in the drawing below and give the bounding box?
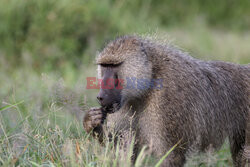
[96,36,152,112]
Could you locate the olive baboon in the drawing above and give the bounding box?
[83,35,250,166]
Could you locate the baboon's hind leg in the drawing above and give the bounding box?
[229,133,245,166]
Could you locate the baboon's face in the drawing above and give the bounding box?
[97,64,122,113]
[96,37,153,112]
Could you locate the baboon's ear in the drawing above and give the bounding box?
[140,41,155,63]
[140,42,147,55]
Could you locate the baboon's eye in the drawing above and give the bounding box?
[100,62,123,67]
[114,74,119,87]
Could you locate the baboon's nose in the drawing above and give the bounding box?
[97,96,103,103]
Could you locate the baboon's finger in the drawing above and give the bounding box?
[89,110,102,116]
[85,121,92,128]
[91,114,103,120]
[90,107,101,111]
[92,119,102,127]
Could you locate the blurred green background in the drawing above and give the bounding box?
[0,0,249,166]
[1,0,249,72]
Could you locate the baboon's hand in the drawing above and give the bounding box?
[83,107,104,133]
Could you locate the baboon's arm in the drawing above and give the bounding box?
[91,125,105,144]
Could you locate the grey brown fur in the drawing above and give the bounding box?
[83,35,250,166]
[243,111,250,166]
